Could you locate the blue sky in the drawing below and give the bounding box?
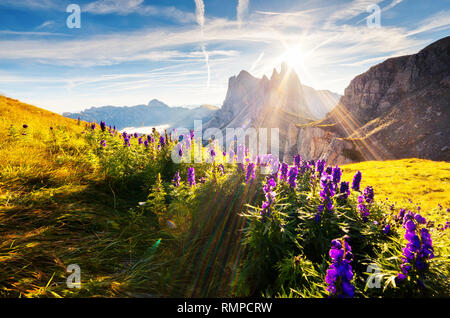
[0,0,449,113]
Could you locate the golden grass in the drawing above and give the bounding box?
[342,158,450,218]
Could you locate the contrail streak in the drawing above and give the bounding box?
[237,0,249,27]
[194,0,210,88]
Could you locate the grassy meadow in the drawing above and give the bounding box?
[0,95,448,298]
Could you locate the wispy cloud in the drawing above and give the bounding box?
[35,21,56,30]
[194,0,210,88]
[0,0,64,11]
[406,10,450,36]
[83,0,195,23]
[326,0,384,27]
[237,0,249,27]
[0,30,68,36]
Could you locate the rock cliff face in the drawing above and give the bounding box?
[294,36,450,164]
[205,63,340,158]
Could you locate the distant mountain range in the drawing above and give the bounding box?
[63,68,341,137]
[63,99,219,130]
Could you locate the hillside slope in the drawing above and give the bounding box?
[0,96,448,298]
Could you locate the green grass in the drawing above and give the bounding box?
[0,96,448,298]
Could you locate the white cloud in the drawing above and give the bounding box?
[83,0,195,23]
[0,0,64,10]
[237,0,249,27]
[326,0,384,27]
[194,0,205,28]
[406,10,450,36]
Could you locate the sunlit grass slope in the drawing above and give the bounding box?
[0,96,166,297]
[342,159,450,222]
[0,95,448,298]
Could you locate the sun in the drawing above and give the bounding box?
[279,45,306,70]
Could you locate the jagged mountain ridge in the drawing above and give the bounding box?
[64,99,218,130]
[294,36,450,164]
[204,63,341,156]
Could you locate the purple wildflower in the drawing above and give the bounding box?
[363,186,374,204]
[351,171,362,191]
[357,196,370,222]
[331,165,342,185]
[173,171,180,187]
[261,177,276,220]
[325,237,355,298]
[339,181,350,200]
[246,163,255,183]
[317,173,336,220]
[397,212,434,285]
[280,163,289,181]
[218,164,225,175]
[288,166,298,188]
[316,159,325,175]
[187,167,195,187]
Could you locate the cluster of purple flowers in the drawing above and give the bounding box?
[363,186,374,204]
[210,147,216,159]
[397,211,434,285]
[288,166,299,189]
[351,171,362,191]
[246,162,255,183]
[123,137,131,147]
[357,186,374,222]
[331,166,341,185]
[160,136,166,148]
[280,163,289,182]
[316,173,336,222]
[316,159,325,176]
[100,140,106,147]
[187,167,195,187]
[261,177,276,221]
[338,181,350,201]
[100,121,106,132]
[217,164,225,175]
[325,237,355,298]
[173,171,180,187]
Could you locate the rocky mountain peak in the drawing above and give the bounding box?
[294,36,450,164]
[148,99,168,108]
